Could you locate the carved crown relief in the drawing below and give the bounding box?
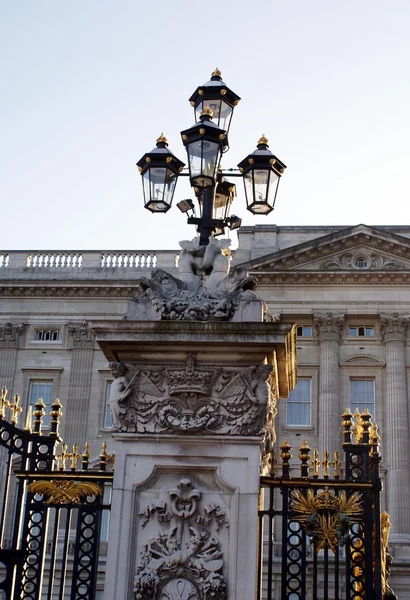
[134,477,228,600]
[108,354,275,436]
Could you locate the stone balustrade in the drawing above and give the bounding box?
[0,249,180,280]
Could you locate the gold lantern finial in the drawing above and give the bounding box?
[200,106,214,118]
[212,67,222,78]
[156,133,168,145]
[257,134,269,146]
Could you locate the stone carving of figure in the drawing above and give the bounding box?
[108,362,136,430]
[178,237,231,294]
[218,364,273,406]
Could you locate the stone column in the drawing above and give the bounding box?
[380,313,410,537]
[314,313,344,455]
[64,322,94,446]
[0,322,25,392]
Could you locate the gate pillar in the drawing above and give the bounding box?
[92,320,296,600]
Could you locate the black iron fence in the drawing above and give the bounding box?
[0,388,113,600]
[258,409,394,600]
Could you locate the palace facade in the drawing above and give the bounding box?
[1,223,410,595]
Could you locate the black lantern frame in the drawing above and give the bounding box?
[137,72,287,244]
[180,108,228,189]
[237,135,287,216]
[137,134,185,213]
[189,68,241,134]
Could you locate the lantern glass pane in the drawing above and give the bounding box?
[214,191,232,221]
[187,140,220,187]
[142,167,175,213]
[266,171,279,205]
[254,169,269,203]
[243,171,254,207]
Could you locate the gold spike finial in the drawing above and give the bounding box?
[70,444,80,471]
[200,106,214,118]
[212,67,222,78]
[257,134,269,146]
[9,394,22,426]
[0,387,8,419]
[156,133,168,145]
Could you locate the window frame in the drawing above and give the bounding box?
[349,378,375,416]
[348,326,375,338]
[285,377,312,427]
[296,325,313,338]
[21,368,63,429]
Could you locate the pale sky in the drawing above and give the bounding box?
[1,1,410,251]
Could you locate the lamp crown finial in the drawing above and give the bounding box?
[258,134,269,146]
[200,106,214,118]
[212,67,222,78]
[156,133,168,145]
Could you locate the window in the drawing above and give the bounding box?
[355,257,368,269]
[28,381,53,426]
[104,381,113,428]
[350,379,375,416]
[34,329,59,341]
[348,326,374,337]
[296,325,313,337]
[286,378,311,426]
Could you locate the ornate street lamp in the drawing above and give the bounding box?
[137,72,286,242]
[180,107,228,189]
[238,135,287,215]
[189,68,241,133]
[137,134,185,213]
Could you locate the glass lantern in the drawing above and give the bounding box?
[238,135,286,215]
[137,134,185,213]
[189,69,240,133]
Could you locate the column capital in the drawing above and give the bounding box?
[68,321,94,348]
[380,313,410,343]
[0,322,25,349]
[314,312,344,342]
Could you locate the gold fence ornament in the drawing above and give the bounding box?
[9,394,22,426]
[290,486,363,553]
[28,479,103,505]
[0,387,8,418]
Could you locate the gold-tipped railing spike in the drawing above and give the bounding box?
[70,444,80,471]
[370,423,381,457]
[25,405,32,433]
[359,408,372,444]
[57,443,72,471]
[82,442,90,471]
[99,442,108,471]
[0,387,8,419]
[341,408,354,445]
[332,451,342,479]
[9,394,22,426]
[280,440,292,478]
[312,449,320,478]
[322,450,330,478]
[49,398,63,437]
[33,399,46,434]
[299,441,311,478]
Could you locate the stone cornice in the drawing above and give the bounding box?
[0,285,140,298]
[252,272,410,285]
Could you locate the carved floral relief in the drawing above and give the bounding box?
[134,478,228,600]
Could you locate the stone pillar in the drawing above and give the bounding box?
[0,322,25,392]
[380,313,410,537]
[314,312,344,455]
[92,320,296,600]
[64,322,94,446]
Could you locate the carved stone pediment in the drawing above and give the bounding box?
[239,225,410,275]
[108,354,276,436]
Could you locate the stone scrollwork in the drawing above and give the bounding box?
[109,354,274,436]
[320,252,405,271]
[134,477,227,600]
[314,312,344,342]
[126,237,270,323]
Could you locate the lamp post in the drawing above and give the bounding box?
[137,69,287,246]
